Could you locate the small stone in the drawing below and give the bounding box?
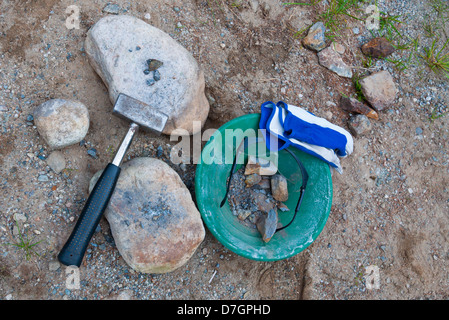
[87,148,98,159]
[237,210,252,221]
[271,174,288,202]
[302,22,327,52]
[256,209,278,243]
[244,155,277,176]
[143,69,150,75]
[156,145,163,157]
[361,37,396,59]
[348,114,372,137]
[277,202,289,212]
[257,177,271,189]
[49,261,60,271]
[146,78,156,86]
[103,4,120,14]
[33,99,90,149]
[359,71,398,111]
[38,174,49,182]
[46,151,66,174]
[13,213,27,223]
[251,190,276,213]
[153,70,161,81]
[318,45,353,78]
[147,59,164,71]
[339,96,378,120]
[415,127,423,135]
[245,173,261,187]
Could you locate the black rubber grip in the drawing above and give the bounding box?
[58,163,121,267]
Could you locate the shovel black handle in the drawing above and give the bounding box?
[58,163,121,267]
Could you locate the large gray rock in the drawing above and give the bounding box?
[33,99,89,149]
[90,157,205,273]
[84,15,209,135]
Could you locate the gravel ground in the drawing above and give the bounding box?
[0,0,448,301]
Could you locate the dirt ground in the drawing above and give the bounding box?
[0,0,448,300]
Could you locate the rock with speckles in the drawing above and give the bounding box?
[89,157,205,273]
[33,99,89,149]
[84,15,209,135]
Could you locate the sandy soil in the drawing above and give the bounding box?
[0,0,448,300]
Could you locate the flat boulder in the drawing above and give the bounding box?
[90,157,205,273]
[84,15,209,135]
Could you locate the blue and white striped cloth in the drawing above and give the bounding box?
[259,101,353,174]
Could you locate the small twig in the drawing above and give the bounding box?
[209,270,217,284]
[258,78,280,82]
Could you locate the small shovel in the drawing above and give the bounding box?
[58,93,168,267]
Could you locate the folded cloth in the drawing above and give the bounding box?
[259,101,353,174]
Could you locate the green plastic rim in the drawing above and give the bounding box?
[195,113,333,261]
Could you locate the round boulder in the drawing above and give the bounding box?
[91,157,205,273]
[84,15,209,136]
[33,99,89,149]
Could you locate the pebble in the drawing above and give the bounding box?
[339,96,378,120]
[13,213,27,223]
[302,22,327,51]
[256,209,278,243]
[245,173,261,187]
[359,71,398,111]
[156,145,163,157]
[361,37,396,59]
[415,127,423,135]
[270,174,288,202]
[244,155,277,176]
[153,70,161,81]
[348,114,372,137]
[317,45,353,78]
[147,59,164,72]
[38,174,49,182]
[46,151,66,173]
[87,148,98,159]
[103,4,120,14]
